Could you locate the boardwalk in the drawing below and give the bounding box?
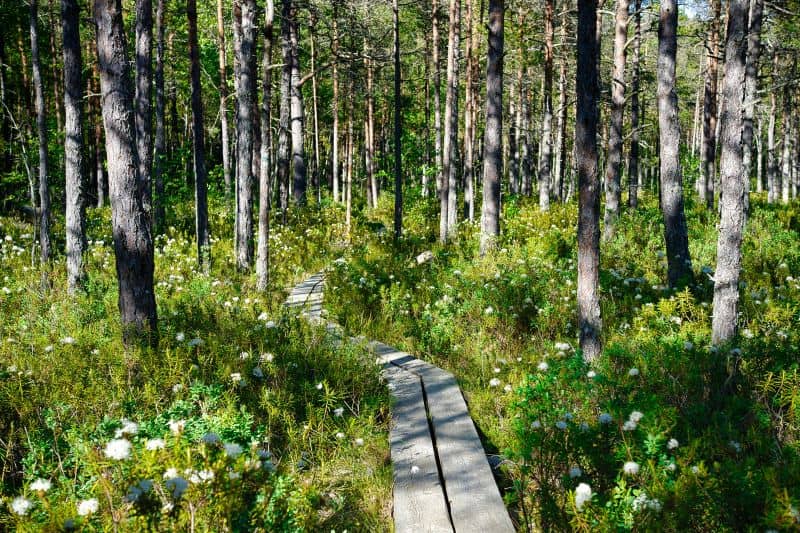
[286,273,515,533]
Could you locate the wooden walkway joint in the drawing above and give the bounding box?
[286,273,515,533]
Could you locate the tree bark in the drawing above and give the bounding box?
[257,0,274,291]
[767,58,777,203]
[288,0,306,205]
[364,34,377,208]
[627,0,641,208]
[432,0,443,198]
[278,0,291,221]
[440,0,460,241]
[234,0,256,269]
[554,10,568,202]
[539,0,554,211]
[135,0,153,219]
[94,0,158,345]
[331,1,340,202]
[781,82,791,204]
[479,0,503,255]
[153,0,166,232]
[62,0,86,293]
[188,0,210,268]
[462,0,474,219]
[602,0,628,240]
[657,0,693,288]
[310,14,321,202]
[217,0,232,198]
[393,0,403,240]
[712,0,748,345]
[30,0,51,264]
[700,0,720,208]
[577,0,601,362]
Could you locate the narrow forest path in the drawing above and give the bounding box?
[285,272,515,533]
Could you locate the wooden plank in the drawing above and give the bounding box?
[384,365,454,533]
[421,373,515,533]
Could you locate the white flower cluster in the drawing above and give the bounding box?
[622,410,644,431]
[575,483,593,510]
[632,492,662,512]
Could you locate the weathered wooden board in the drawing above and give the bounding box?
[384,364,454,533]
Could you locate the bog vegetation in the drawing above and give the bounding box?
[0,0,799,530]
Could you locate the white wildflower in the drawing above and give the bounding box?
[575,483,593,510]
[537,361,549,372]
[316,382,323,390]
[489,378,501,387]
[587,370,597,378]
[60,336,76,345]
[354,438,364,446]
[230,372,242,383]
[629,411,644,423]
[261,352,274,363]
[175,332,185,342]
[30,478,52,492]
[667,438,679,450]
[168,419,186,434]
[77,498,99,516]
[333,407,345,417]
[10,496,32,516]
[240,351,250,360]
[163,468,179,479]
[628,367,640,377]
[104,438,132,460]
[623,461,640,475]
[336,432,345,439]
[115,419,138,437]
[623,420,638,431]
[145,439,166,451]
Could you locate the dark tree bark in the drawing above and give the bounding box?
[602,0,628,239]
[234,0,256,269]
[309,14,321,201]
[700,0,720,208]
[30,0,51,264]
[135,0,153,219]
[62,0,86,293]
[288,0,306,204]
[188,0,210,268]
[628,0,641,208]
[539,0,554,211]
[277,0,291,221]
[440,0,460,241]
[153,0,166,232]
[217,0,232,198]
[93,58,106,208]
[479,0,503,255]
[94,0,158,344]
[462,0,474,219]
[741,0,762,203]
[393,0,403,240]
[554,10,568,202]
[576,0,601,362]
[257,0,274,291]
[657,0,693,288]
[712,0,748,345]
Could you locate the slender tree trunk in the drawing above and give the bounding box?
[346,84,354,235]
[432,0,443,198]
[539,0,554,211]
[712,0,748,345]
[93,57,106,208]
[188,0,209,268]
[331,2,340,202]
[278,0,291,222]
[756,115,763,192]
[700,0,720,208]
[62,0,86,293]
[393,0,402,240]
[153,0,166,232]
[257,0,274,291]
[441,0,460,240]
[658,0,693,287]
[30,0,51,264]
[479,0,503,255]
[310,15,321,202]
[364,35,376,208]
[94,0,158,345]
[691,79,701,157]
[781,83,791,204]
[288,0,306,205]
[741,0,762,207]
[217,0,232,198]
[577,0,601,362]
[463,0,474,219]
[601,0,628,240]
[135,0,153,219]
[234,0,256,269]
[767,61,777,203]
[628,0,641,208]
[47,0,63,135]
[555,10,568,203]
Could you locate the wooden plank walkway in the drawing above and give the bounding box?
[285,273,515,533]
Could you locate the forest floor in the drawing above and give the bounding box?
[1,187,800,531]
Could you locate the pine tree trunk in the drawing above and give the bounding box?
[257,0,274,291]
[554,10,568,202]
[432,0,443,199]
[441,0,460,240]
[781,83,791,204]
[188,0,210,268]
[94,0,158,345]
[288,0,306,205]
[47,0,63,135]
[278,0,291,222]
[364,35,377,208]
[712,0,748,345]
[657,0,693,288]
[62,0,86,293]
[331,3,340,203]
[700,0,720,208]
[310,15,321,202]
[577,0,601,362]
[602,0,627,239]
[153,0,166,232]
[767,62,777,203]
[234,0,256,269]
[479,0,503,255]
[463,0,474,219]
[135,0,153,219]
[627,0,641,208]
[30,0,51,264]
[393,0,402,240]
[539,0,554,211]
[217,0,232,198]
